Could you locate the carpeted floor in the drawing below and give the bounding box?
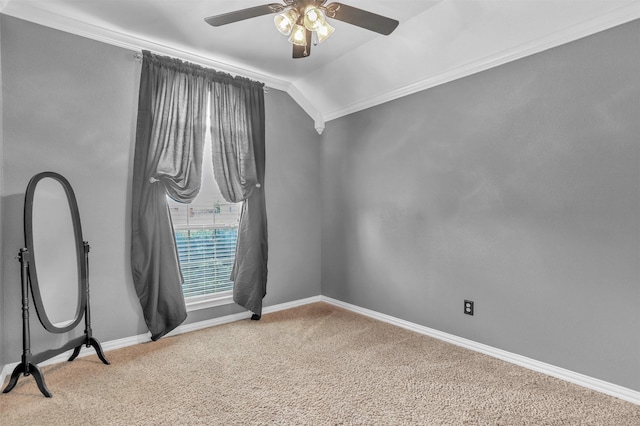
[1,302,639,425]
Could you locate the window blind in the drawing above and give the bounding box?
[175,227,238,297]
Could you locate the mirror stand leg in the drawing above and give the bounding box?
[28,363,52,397]
[3,248,51,397]
[2,362,52,398]
[89,337,110,365]
[68,345,82,362]
[2,363,24,394]
[67,338,109,365]
[74,243,109,366]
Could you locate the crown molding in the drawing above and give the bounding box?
[286,83,324,134]
[322,2,640,123]
[2,0,327,133]
[3,1,638,132]
[0,1,291,92]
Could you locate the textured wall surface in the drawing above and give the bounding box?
[2,15,143,361]
[1,12,637,395]
[321,20,640,391]
[0,15,5,370]
[0,15,321,367]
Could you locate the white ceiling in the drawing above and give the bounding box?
[1,0,638,133]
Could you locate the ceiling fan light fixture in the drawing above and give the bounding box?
[204,1,400,59]
[315,21,335,43]
[303,6,326,31]
[288,23,308,46]
[274,8,299,35]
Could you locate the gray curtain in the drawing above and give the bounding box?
[209,77,268,317]
[132,51,268,339]
[131,51,208,340]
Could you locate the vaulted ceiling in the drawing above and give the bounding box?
[1,0,638,133]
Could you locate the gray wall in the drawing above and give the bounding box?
[0,16,321,370]
[0,15,5,370]
[1,12,638,394]
[321,20,640,391]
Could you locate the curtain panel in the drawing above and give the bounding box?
[131,51,268,340]
[131,51,208,340]
[210,78,268,317]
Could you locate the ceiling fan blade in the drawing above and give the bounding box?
[205,3,285,27]
[324,3,399,35]
[292,30,312,59]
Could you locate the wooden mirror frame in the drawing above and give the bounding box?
[24,171,87,333]
[3,171,109,398]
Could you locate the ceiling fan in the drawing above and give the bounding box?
[204,0,399,59]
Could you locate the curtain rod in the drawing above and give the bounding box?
[132,52,269,93]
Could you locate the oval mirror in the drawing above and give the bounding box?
[24,172,86,333]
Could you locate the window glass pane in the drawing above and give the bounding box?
[174,227,238,298]
[167,120,241,300]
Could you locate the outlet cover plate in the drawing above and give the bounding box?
[464,300,474,316]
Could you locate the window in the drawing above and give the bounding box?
[167,131,241,311]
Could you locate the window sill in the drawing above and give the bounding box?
[185,290,234,312]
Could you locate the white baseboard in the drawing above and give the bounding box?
[263,295,323,314]
[320,296,640,406]
[3,294,637,406]
[0,296,322,388]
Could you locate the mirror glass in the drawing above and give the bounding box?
[31,176,81,327]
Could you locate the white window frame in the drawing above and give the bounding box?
[185,290,233,312]
[173,221,239,312]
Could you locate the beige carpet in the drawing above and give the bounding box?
[1,302,638,425]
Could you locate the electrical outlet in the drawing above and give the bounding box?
[464,300,474,316]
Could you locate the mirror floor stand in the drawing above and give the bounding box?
[2,246,110,398]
